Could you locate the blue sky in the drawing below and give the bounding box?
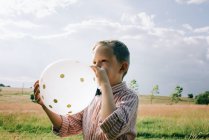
[0,0,209,96]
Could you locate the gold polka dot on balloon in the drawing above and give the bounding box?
[67,104,71,108]
[80,78,84,82]
[49,105,52,108]
[43,84,46,89]
[60,74,65,78]
[53,99,58,103]
[42,96,44,100]
[68,111,72,114]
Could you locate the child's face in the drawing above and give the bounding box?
[92,45,123,86]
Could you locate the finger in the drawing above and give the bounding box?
[34,88,40,97]
[90,65,96,71]
[33,86,40,95]
[35,94,40,103]
[33,84,39,94]
[33,80,39,87]
[34,82,39,89]
[90,65,97,75]
[90,65,100,73]
[36,97,41,103]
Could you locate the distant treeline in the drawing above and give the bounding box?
[0,83,10,87]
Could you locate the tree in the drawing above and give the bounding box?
[195,91,209,105]
[150,85,159,104]
[188,93,193,98]
[0,83,10,87]
[171,85,183,103]
[129,79,139,92]
[0,83,5,87]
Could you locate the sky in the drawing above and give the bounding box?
[0,0,209,96]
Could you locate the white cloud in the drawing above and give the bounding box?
[0,30,26,40]
[0,19,40,29]
[207,48,209,60]
[182,24,209,34]
[176,0,209,4]
[0,76,35,83]
[59,13,209,67]
[63,13,156,39]
[182,24,193,31]
[194,26,209,33]
[0,7,209,95]
[0,0,77,18]
[32,31,75,40]
[0,19,40,39]
[121,12,155,29]
[64,19,122,31]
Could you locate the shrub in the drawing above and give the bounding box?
[30,94,35,101]
[0,83,5,87]
[195,91,209,105]
[188,93,193,98]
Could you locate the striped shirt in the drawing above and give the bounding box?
[53,82,139,140]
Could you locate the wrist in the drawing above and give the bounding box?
[100,81,111,88]
[42,104,47,110]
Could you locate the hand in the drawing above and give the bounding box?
[33,80,44,106]
[90,66,110,87]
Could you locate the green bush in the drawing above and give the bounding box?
[195,91,209,105]
[187,93,193,98]
[0,83,5,87]
[30,94,35,101]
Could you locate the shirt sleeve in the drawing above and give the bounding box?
[52,110,84,137]
[99,92,139,139]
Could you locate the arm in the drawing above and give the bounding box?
[90,66,116,121]
[34,80,62,129]
[99,93,139,139]
[100,82,116,121]
[91,66,138,139]
[33,80,83,137]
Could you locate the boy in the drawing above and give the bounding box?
[34,40,139,140]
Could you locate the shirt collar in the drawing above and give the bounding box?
[112,81,127,94]
[95,82,127,96]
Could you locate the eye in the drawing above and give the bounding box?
[101,60,107,63]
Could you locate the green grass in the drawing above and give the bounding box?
[0,112,208,140]
[0,89,208,140]
[137,117,209,139]
[0,112,82,140]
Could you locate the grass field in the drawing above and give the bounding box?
[0,87,208,140]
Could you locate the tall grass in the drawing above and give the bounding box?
[0,112,208,140]
[137,117,209,139]
[0,112,82,140]
[0,92,208,140]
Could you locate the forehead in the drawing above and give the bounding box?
[93,45,114,58]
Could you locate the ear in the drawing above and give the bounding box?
[119,62,129,74]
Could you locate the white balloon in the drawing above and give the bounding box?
[39,60,97,115]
